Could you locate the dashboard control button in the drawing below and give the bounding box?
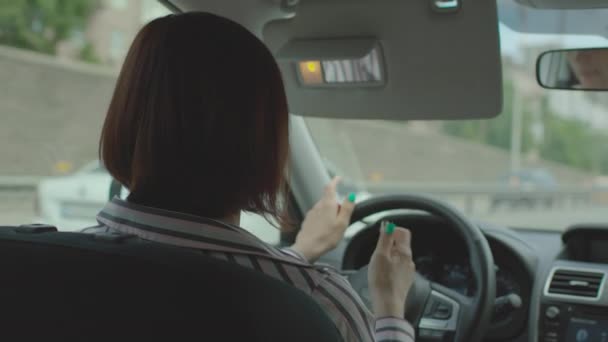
[419,328,445,340]
[419,328,433,338]
[545,306,560,320]
[423,298,438,317]
[576,328,589,342]
[432,303,452,319]
[430,330,445,339]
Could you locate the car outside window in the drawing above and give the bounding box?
[0,1,281,244]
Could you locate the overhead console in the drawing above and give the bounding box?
[538,225,608,342]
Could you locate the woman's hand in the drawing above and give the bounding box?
[368,222,416,318]
[291,177,355,263]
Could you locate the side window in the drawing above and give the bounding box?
[0,3,170,231]
[0,2,283,245]
[239,212,281,245]
[109,30,127,62]
[108,0,128,10]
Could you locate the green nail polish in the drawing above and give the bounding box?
[385,222,395,235]
[348,192,356,203]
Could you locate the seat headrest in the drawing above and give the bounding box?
[0,227,343,341]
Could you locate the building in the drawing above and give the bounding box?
[57,0,170,65]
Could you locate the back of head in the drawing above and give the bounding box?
[100,12,289,221]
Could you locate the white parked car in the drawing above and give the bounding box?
[35,161,112,231]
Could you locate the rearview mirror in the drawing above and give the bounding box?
[537,48,608,91]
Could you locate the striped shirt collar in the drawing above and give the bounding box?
[96,197,309,266]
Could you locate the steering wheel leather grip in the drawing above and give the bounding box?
[345,194,496,342]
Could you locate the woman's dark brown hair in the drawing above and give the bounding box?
[100,12,290,225]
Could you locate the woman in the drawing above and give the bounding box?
[97,12,416,342]
[566,49,608,89]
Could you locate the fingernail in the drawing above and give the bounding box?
[348,192,356,203]
[385,222,395,235]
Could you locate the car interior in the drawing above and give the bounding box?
[2,0,608,341]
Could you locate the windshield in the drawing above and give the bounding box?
[306,6,608,231]
[1,2,607,234]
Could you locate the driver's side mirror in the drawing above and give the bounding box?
[537,47,608,91]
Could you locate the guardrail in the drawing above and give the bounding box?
[363,182,600,214]
[0,176,41,192]
[0,177,604,215]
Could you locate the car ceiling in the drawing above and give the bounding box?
[163,0,503,121]
[168,0,608,38]
[165,0,293,36]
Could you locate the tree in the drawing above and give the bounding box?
[442,74,608,175]
[0,0,98,55]
[79,41,99,63]
[537,102,608,175]
[442,77,534,153]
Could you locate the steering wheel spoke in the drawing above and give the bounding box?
[418,282,472,334]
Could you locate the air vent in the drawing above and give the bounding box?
[548,269,605,299]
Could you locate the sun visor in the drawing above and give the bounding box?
[263,0,503,120]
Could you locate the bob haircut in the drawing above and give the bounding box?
[100,12,290,225]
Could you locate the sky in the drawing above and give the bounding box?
[496,3,608,128]
[497,1,608,60]
[499,23,608,63]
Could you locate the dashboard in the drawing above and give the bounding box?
[333,212,608,342]
[414,253,476,297]
[414,251,522,301]
[320,208,608,342]
[410,233,530,329]
[536,225,608,342]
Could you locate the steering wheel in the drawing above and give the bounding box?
[346,194,496,342]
